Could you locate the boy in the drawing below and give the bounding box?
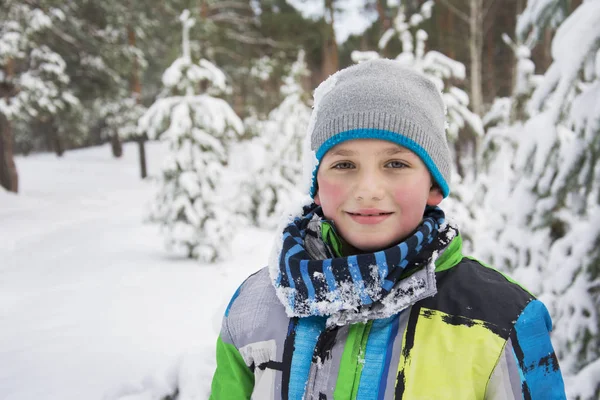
[210,59,566,399]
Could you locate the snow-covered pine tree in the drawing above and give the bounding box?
[1,3,81,168]
[351,1,484,249]
[474,2,600,398]
[242,51,312,228]
[139,10,243,263]
[13,44,81,156]
[471,42,541,276]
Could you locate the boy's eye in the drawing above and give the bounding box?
[332,161,355,169]
[385,160,408,168]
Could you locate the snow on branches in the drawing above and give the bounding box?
[474,3,600,397]
[239,51,311,228]
[141,10,243,263]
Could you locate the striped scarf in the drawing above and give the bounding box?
[272,204,455,325]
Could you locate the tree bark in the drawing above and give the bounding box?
[376,0,391,30]
[376,0,392,57]
[128,24,147,178]
[321,0,339,80]
[469,0,484,116]
[485,20,496,102]
[138,136,147,179]
[199,0,209,19]
[129,26,142,96]
[0,112,18,193]
[0,59,18,193]
[447,8,456,59]
[42,120,64,157]
[50,130,65,157]
[439,0,486,115]
[569,0,583,13]
[111,133,123,157]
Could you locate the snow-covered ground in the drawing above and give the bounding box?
[0,142,273,400]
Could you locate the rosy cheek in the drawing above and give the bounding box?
[393,186,420,211]
[316,176,345,211]
[392,187,410,204]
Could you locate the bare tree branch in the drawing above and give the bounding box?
[438,0,470,24]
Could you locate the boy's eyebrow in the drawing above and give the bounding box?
[328,148,356,157]
[377,147,411,156]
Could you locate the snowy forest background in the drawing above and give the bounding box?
[1,0,599,399]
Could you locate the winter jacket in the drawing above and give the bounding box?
[210,234,566,399]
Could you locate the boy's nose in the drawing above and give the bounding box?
[354,171,385,201]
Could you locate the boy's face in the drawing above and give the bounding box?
[314,139,443,253]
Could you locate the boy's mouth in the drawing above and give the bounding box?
[346,210,393,224]
[347,208,393,216]
[347,212,393,216]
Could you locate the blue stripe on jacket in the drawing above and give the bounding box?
[288,316,326,400]
[378,314,400,399]
[512,300,566,399]
[355,316,396,400]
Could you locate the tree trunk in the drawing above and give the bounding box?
[377,0,392,57]
[541,27,553,71]
[321,0,339,79]
[376,0,391,30]
[129,27,142,97]
[469,0,484,116]
[0,112,18,193]
[138,136,147,179]
[199,0,209,19]
[129,24,147,178]
[45,122,64,157]
[569,0,583,13]
[0,59,18,193]
[111,134,123,158]
[447,8,456,59]
[485,21,496,102]
[453,140,465,178]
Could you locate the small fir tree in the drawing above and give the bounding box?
[139,10,243,263]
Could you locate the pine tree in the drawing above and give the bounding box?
[474,2,600,397]
[140,10,243,263]
[243,51,312,228]
[0,2,82,189]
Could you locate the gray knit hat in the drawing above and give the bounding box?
[307,59,452,197]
